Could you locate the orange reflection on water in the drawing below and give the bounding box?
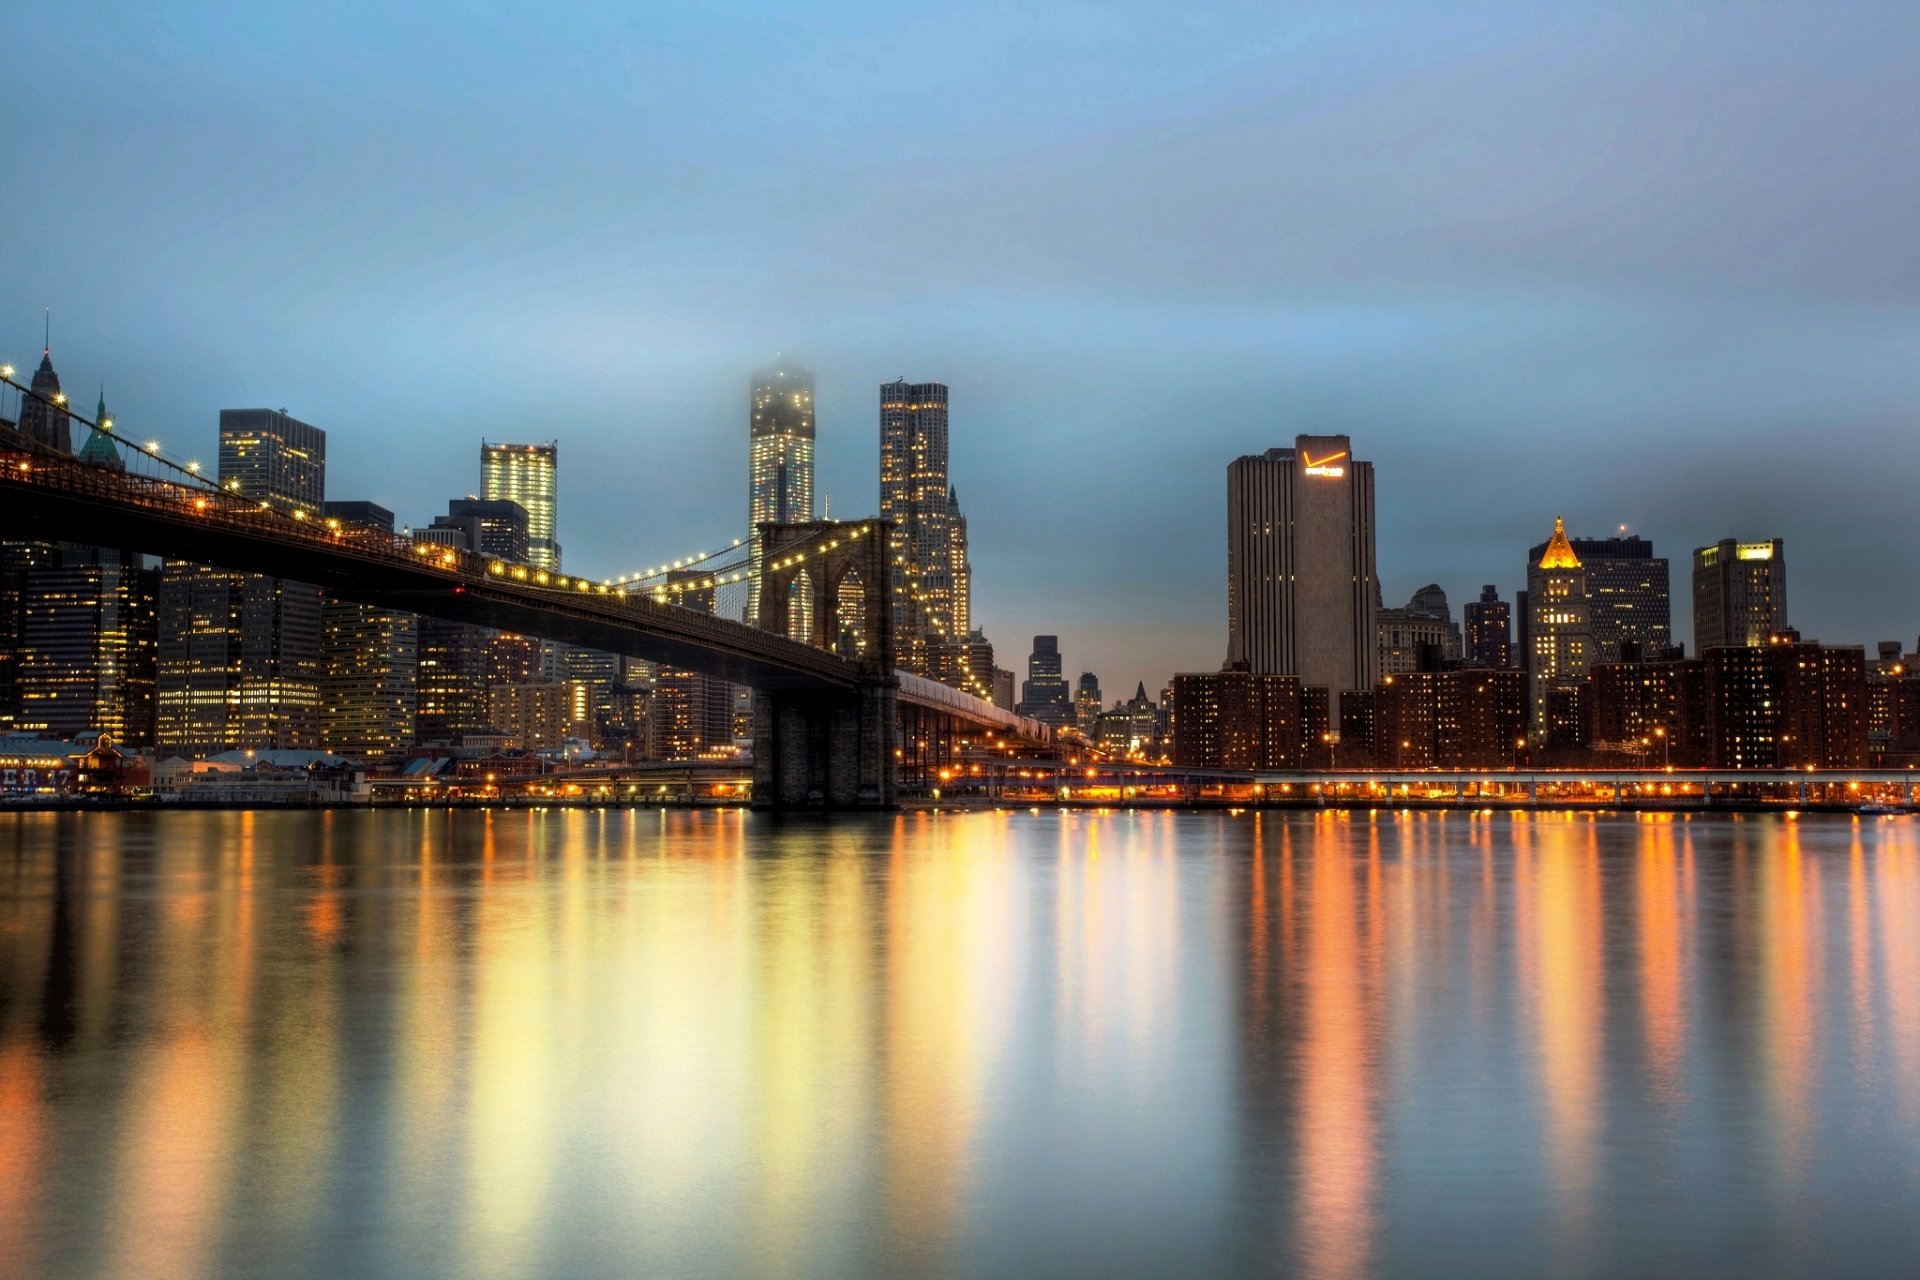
[883,812,1017,1271]
[1637,819,1686,1105]
[0,1043,45,1278]
[1877,833,1920,1130]
[1758,822,1818,1188]
[1531,820,1604,1259]
[1294,823,1376,1280]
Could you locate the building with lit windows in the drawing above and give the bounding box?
[1463,585,1511,668]
[319,501,415,760]
[1,338,73,733]
[157,410,328,755]
[1693,538,1786,651]
[218,410,324,513]
[418,498,530,563]
[488,680,581,751]
[1377,584,1461,675]
[1074,672,1102,734]
[482,441,560,569]
[879,380,962,680]
[748,361,815,626]
[14,545,158,745]
[1527,533,1670,662]
[1226,435,1378,707]
[1524,517,1595,738]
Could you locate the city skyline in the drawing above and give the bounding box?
[7,4,1920,697]
[5,337,1916,703]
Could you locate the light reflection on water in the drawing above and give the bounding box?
[1,809,1918,1278]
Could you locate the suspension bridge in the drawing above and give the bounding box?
[0,369,1060,808]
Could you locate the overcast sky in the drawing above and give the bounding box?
[6,1,1919,695]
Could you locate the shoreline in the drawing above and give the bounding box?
[0,796,1907,818]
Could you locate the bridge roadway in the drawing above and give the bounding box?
[0,431,1048,738]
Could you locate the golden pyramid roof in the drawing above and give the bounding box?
[1538,516,1582,570]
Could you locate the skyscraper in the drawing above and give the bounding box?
[1526,533,1670,662]
[1463,585,1511,668]
[1074,671,1102,734]
[1226,435,1378,700]
[219,409,324,513]
[14,544,158,744]
[1015,636,1073,727]
[482,442,560,569]
[16,342,71,455]
[1525,518,1596,737]
[157,410,328,755]
[748,361,815,626]
[1693,538,1787,650]
[879,380,957,678]
[948,487,972,641]
[320,501,416,760]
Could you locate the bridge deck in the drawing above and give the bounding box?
[0,434,1038,733]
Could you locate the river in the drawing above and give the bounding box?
[1,808,1917,1278]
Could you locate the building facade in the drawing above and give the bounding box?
[14,545,158,745]
[879,380,964,680]
[1015,635,1073,726]
[1526,533,1670,662]
[482,441,560,569]
[319,501,415,760]
[157,410,328,755]
[1524,518,1596,738]
[1693,538,1786,651]
[1463,585,1511,668]
[1226,435,1378,703]
[1377,584,1462,675]
[748,361,815,626]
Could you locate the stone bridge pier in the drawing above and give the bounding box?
[752,520,897,809]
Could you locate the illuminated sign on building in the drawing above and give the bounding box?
[1302,449,1348,478]
[1736,544,1775,560]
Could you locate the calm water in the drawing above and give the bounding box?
[1,809,1918,1279]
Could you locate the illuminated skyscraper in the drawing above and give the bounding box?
[748,361,815,626]
[879,380,956,678]
[1226,435,1378,700]
[218,410,324,513]
[1693,538,1787,650]
[948,487,971,640]
[157,410,327,754]
[1525,517,1596,737]
[1463,585,1512,668]
[15,544,158,744]
[320,501,415,760]
[1527,532,1670,661]
[482,441,560,569]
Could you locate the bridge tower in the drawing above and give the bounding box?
[753,520,897,808]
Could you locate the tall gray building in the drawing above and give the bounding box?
[1693,538,1787,650]
[1016,636,1073,727]
[748,361,815,628]
[17,344,72,454]
[1526,533,1670,662]
[157,410,328,755]
[1227,435,1378,700]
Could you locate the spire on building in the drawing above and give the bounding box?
[1538,516,1582,570]
[78,385,123,469]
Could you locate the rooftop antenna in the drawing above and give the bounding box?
[43,307,50,355]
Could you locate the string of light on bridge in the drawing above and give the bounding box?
[0,362,225,489]
[605,537,750,586]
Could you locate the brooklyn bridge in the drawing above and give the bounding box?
[0,371,1059,808]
